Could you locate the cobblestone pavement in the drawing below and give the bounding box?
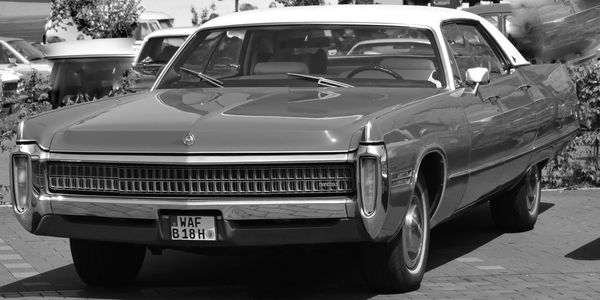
[0,189,598,299]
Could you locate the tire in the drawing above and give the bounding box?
[70,239,146,285]
[490,164,541,232]
[362,177,430,293]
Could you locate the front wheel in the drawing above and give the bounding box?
[70,239,146,286]
[362,177,430,293]
[490,164,541,232]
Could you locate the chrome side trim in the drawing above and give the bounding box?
[447,128,578,180]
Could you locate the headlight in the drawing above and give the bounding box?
[12,154,30,212]
[360,156,379,217]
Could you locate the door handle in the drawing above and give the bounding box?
[517,84,531,91]
[483,95,500,103]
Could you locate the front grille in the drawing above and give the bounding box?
[1,81,22,98]
[47,163,354,196]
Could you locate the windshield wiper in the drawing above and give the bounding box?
[287,73,354,88]
[179,67,224,88]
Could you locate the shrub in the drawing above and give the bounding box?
[0,71,52,152]
[541,61,600,188]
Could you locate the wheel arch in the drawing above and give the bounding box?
[411,147,447,220]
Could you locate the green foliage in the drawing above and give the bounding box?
[191,2,219,26]
[109,69,142,97]
[542,61,600,188]
[0,71,52,152]
[569,61,600,129]
[48,0,144,39]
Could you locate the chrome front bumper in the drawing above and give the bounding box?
[11,144,411,245]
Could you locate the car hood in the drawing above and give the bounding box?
[27,87,441,154]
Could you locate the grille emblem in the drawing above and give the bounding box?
[183,133,195,146]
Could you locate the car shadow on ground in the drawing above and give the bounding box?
[427,201,554,271]
[566,237,600,261]
[0,201,555,298]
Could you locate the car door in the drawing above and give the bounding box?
[442,22,536,208]
[442,22,506,209]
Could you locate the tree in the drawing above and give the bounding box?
[276,0,324,6]
[191,2,219,26]
[48,0,144,39]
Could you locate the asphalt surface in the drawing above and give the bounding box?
[0,188,599,299]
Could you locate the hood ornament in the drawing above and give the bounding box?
[183,133,195,146]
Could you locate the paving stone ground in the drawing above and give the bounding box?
[0,189,598,299]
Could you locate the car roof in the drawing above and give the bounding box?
[202,5,479,29]
[0,37,24,42]
[463,3,511,15]
[140,11,173,21]
[44,38,135,59]
[143,27,197,40]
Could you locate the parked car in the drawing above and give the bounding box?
[347,38,433,56]
[0,37,52,77]
[11,5,579,293]
[43,38,135,108]
[132,11,175,53]
[133,27,196,90]
[465,1,600,64]
[0,68,23,99]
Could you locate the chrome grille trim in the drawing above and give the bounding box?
[48,163,354,196]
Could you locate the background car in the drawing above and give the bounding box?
[44,38,135,108]
[0,37,52,77]
[132,27,195,90]
[132,11,175,53]
[465,1,600,64]
[346,38,433,56]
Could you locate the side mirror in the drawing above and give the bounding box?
[465,67,490,95]
[8,58,17,66]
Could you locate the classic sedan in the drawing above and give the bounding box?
[10,5,579,293]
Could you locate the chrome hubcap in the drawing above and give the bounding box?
[403,193,424,271]
[525,167,540,216]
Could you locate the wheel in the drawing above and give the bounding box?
[346,65,404,79]
[490,164,541,232]
[362,176,430,293]
[70,239,146,285]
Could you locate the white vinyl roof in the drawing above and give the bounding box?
[203,5,476,29]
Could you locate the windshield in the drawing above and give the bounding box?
[7,40,45,61]
[156,25,445,89]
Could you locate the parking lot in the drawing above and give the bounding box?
[0,187,599,299]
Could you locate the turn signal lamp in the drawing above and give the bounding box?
[360,156,378,217]
[12,155,29,212]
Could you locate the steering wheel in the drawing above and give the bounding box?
[346,65,404,79]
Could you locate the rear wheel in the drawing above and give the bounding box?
[490,164,541,232]
[362,177,430,293]
[70,239,146,285]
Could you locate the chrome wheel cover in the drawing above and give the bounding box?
[525,167,541,216]
[402,190,426,273]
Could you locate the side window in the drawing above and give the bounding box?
[0,44,10,64]
[442,22,507,83]
[441,23,466,87]
[482,14,500,30]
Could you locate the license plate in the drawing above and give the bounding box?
[170,216,216,241]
